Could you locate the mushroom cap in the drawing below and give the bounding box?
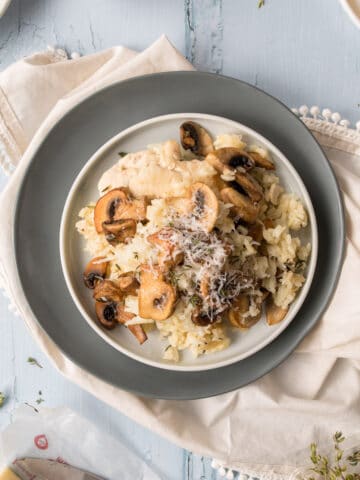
[95,301,118,329]
[138,265,177,321]
[191,307,217,326]
[117,272,139,295]
[206,148,255,171]
[220,187,259,224]
[249,151,275,170]
[93,279,124,303]
[116,303,147,344]
[228,295,261,330]
[102,218,137,245]
[190,182,219,232]
[180,121,213,156]
[265,299,288,325]
[147,228,184,270]
[83,256,109,289]
[233,172,263,202]
[94,188,147,234]
[94,188,129,233]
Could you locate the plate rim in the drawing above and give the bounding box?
[60,111,318,372]
[13,71,346,399]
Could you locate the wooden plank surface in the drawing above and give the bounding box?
[0,0,359,478]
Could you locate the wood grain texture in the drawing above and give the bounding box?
[0,0,359,478]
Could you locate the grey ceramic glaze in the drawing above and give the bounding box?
[14,72,344,400]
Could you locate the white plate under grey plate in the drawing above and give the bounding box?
[14,71,344,399]
[340,0,360,29]
[60,113,318,372]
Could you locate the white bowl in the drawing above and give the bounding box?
[60,113,318,372]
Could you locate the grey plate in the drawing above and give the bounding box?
[14,72,344,400]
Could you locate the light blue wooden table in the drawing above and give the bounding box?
[0,1,359,478]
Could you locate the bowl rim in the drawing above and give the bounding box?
[60,112,318,372]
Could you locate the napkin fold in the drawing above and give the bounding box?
[0,36,359,480]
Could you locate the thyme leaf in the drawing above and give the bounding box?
[27,357,43,368]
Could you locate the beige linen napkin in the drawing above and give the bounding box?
[1,36,360,480]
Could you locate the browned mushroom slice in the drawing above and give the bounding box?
[266,299,288,325]
[247,222,263,243]
[83,256,109,289]
[228,295,261,330]
[191,307,211,326]
[95,301,118,330]
[220,187,259,224]
[93,279,123,303]
[117,272,139,295]
[116,304,147,344]
[233,172,263,202]
[102,219,137,245]
[263,218,275,229]
[180,121,213,156]
[147,228,183,269]
[113,198,147,223]
[206,147,255,172]
[190,182,219,232]
[249,151,275,170]
[138,265,177,321]
[94,188,130,233]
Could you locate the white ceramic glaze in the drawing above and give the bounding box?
[60,113,318,372]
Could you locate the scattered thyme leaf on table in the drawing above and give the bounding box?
[302,432,360,480]
[0,392,5,407]
[258,0,265,7]
[27,357,43,368]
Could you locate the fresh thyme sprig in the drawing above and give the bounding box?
[27,357,43,368]
[302,432,360,480]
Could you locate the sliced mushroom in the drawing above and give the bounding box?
[228,295,261,330]
[94,188,147,233]
[206,148,255,172]
[249,151,275,170]
[95,301,147,343]
[83,256,109,289]
[116,304,147,344]
[95,301,118,330]
[94,188,129,233]
[102,219,137,245]
[113,198,147,223]
[117,272,139,295]
[263,218,275,229]
[191,307,213,326]
[233,173,263,202]
[220,187,259,224]
[147,228,183,269]
[247,222,263,243]
[266,299,288,325]
[190,182,219,232]
[93,280,123,303]
[138,265,176,321]
[180,121,213,156]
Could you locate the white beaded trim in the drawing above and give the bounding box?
[292,105,360,146]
